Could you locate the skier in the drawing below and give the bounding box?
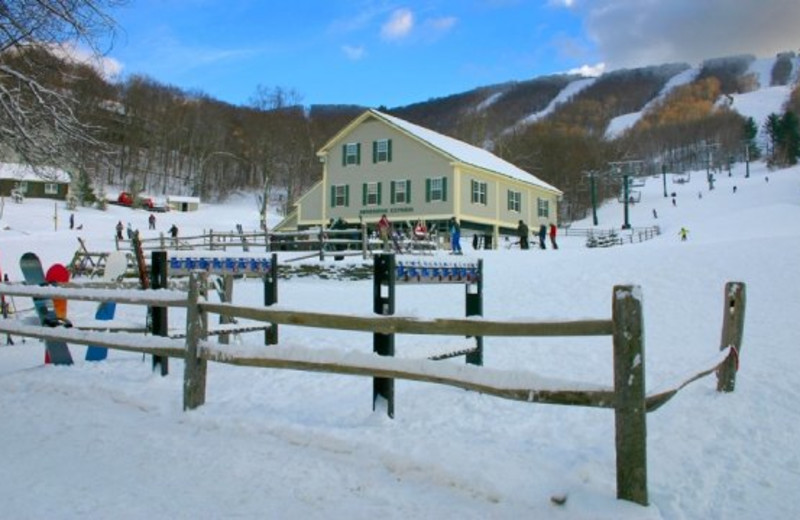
[538,224,547,250]
[449,217,462,254]
[549,223,559,250]
[149,213,156,230]
[69,213,75,230]
[115,221,124,240]
[517,220,529,249]
[679,227,689,241]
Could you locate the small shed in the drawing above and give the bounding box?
[167,195,201,212]
[0,163,70,200]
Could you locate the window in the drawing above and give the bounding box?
[17,181,28,194]
[507,190,521,212]
[362,182,381,206]
[391,180,410,204]
[330,184,349,207]
[373,139,392,163]
[44,183,59,195]
[342,142,361,166]
[425,177,447,202]
[537,198,550,218]
[471,180,487,205]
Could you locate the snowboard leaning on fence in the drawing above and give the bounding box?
[20,252,73,365]
[45,263,70,320]
[85,251,128,361]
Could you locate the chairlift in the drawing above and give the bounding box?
[617,190,641,203]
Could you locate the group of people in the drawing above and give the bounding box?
[115,217,178,242]
[376,214,462,254]
[517,220,558,250]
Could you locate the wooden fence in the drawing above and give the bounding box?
[114,226,439,261]
[0,278,746,507]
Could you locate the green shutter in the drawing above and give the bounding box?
[342,145,346,167]
[362,183,367,206]
[390,181,396,204]
[345,185,350,207]
[330,186,336,207]
[388,139,393,162]
[377,182,382,205]
[356,143,361,165]
[406,180,411,203]
[442,177,448,202]
[372,141,377,163]
[425,178,431,202]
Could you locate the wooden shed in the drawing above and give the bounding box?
[167,195,201,212]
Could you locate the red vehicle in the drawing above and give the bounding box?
[117,192,134,206]
[117,192,155,209]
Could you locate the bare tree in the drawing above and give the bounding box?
[0,0,124,168]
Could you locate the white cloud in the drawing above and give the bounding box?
[342,44,366,61]
[381,8,414,41]
[47,42,123,79]
[568,62,605,77]
[425,16,457,33]
[573,0,800,69]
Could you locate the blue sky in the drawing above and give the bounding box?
[102,0,800,109]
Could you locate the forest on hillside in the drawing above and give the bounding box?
[2,33,799,222]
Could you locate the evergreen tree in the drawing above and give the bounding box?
[743,117,761,159]
[74,170,97,206]
[779,111,800,166]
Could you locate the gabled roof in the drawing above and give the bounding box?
[319,109,561,194]
[0,163,70,183]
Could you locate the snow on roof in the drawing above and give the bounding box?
[0,163,70,183]
[167,196,201,203]
[372,110,562,194]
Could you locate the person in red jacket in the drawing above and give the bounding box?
[377,214,391,251]
[549,223,559,250]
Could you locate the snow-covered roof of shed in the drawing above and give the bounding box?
[0,163,70,183]
[372,110,561,194]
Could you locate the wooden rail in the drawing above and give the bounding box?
[0,277,746,507]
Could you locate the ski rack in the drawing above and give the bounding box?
[394,259,481,284]
[162,252,279,346]
[373,254,483,418]
[168,256,272,276]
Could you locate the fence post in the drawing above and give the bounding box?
[264,253,278,345]
[465,259,483,366]
[373,253,395,418]
[362,223,368,260]
[716,282,746,392]
[217,274,234,345]
[150,251,169,376]
[612,285,648,506]
[183,272,208,410]
[319,227,325,261]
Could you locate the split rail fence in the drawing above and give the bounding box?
[0,277,745,507]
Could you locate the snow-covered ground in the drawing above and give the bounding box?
[0,160,798,519]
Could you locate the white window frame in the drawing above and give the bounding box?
[508,190,521,212]
[537,198,550,218]
[471,180,487,205]
[345,143,359,165]
[44,183,59,195]
[392,179,407,204]
[17,181,28,194]
[429,177,444,202]
[376,139,390,163]
[333,185,347,207]
[365,182,379,206]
